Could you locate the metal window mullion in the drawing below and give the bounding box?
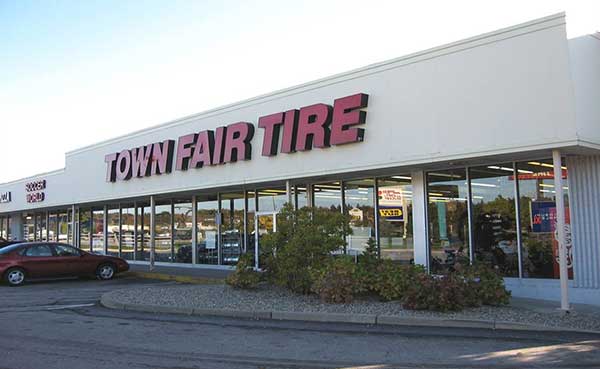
[103,206,108,255]
[466,167,474,264]
[513,162,524,279]
[340,180,347,254]
[133,201,138,261]
[374,178,381,259]
[217,192,222,266]
[192,196,197,265]
[171,200,175,263]
[243,190,248,253]
[150,196,156,267]
[423,172,431,273]
[118,204,123,258]
[46,211,49,241]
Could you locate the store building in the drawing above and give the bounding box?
[1,13,599,305]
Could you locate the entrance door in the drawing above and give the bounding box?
[254,211,277,270]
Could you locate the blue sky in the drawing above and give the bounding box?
[0,0,598,183]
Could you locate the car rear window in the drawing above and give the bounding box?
[0,244,23,255]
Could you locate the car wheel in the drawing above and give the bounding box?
[96,263,115,281]
[5,268,26,287]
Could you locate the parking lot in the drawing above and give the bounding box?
[1,276,600,369]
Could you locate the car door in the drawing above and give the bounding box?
[51,244,84,276]
[20,244,64,278]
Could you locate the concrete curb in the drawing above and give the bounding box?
[99,292,599,334]
[123,271,224,285]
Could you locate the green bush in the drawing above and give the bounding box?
[260,204,350,294]
[226,253,261,289]
[312,256,358,303]
[402,273,467,312]
[455,263,511,306]
[372,261,426,302]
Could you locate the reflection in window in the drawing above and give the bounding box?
[155,202,173,262]
[48,213,57,242]
[92,209,104,254]
[221,193,244,265]
[121,206,135,260]
[294,186,309,209]
[344,179,375,255]
[79,209,91,251]
[107,207,120,257]
[58,212,69,244]
[518,159,570,279]
[173,200,193,263]
[470,165,518,276]
[37,213,47,242]
[197,196,218,264]
[258,187,288,212]
[378,176,413,262]
[427,170,469,272]
[23,214,35,242]
[246,191,256,255]
[137,204,151,261]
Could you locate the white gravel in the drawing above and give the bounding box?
[107,283,600,332]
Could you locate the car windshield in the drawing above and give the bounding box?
[0,243,23,255]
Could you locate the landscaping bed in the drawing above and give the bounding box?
[106,283,600,332]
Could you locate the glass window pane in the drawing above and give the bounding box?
[107,207,119,257]
[136,203,151,261]
[121,206,135,260]
[221,193,244,265]
[345,179,376,256]
[37,213,47,242]
[79,209,91,250]
[517,159,571,279]
[470,164,518,276]
[92,209,104,254]
[378,176,413,262]
[257,187,288,212]
[155,202,172,262]
[48,213,57,242]
[246,191,256,255]
[23,214,35,242]
[58,212,69,244]
[173,200,193,264]
[197,195,218,264]
[427,169,469,272]
[295,186,309,209]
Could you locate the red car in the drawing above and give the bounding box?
[0,242,129,286]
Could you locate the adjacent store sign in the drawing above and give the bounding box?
[104,93,369,182]
[25,180,46,203]
[378,186,405,221]
[0,191,11,203]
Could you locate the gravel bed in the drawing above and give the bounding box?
[107,283,600,332]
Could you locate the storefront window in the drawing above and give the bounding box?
[24,214,35,242]
[107,207,120,257]
[517,159,570,279]
[427,169,469,272]
[173,200,193,263]
[258,187,288,212]
[246,191,256,254]
[197,195,218,264]
[58,211,69,243]
[470,165,518,276]
[79,209,91,250]
[92,209,104,254]
[221,193,244,265]
[48,213,57,242]
[378,176,413,262]
[154,201,172,262]
[295,186,309,209]
[121,206,135,260]
[344,179,376,255]
[136,203,151,261]
[37,213,47,242]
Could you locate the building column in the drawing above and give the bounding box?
[411,170,429,270]
[553,150,570,311]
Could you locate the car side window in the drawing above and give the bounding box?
[23,245,53,257]
[54,244,80,257]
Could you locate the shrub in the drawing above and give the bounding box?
[402,273,467,312]
[260,204,350,294]
[226,253,261,289]
[312,256,358,303]
[372,261,426,302]
[455,263,511,306]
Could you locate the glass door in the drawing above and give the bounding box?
[254,211,277,270]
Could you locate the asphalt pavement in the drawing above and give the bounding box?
[1,276,599,369]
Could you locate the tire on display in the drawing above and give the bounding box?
[4,268,26,287]
[96,263,116,281]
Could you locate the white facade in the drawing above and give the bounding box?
[1,13,599,305]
